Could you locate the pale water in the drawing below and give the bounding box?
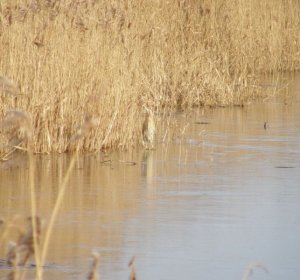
[0,75,300,280]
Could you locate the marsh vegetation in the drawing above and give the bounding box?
[1,1,300,279]
[1,0,300,153]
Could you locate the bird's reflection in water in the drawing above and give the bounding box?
[141,150,155,189]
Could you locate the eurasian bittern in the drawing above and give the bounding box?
[142,108,155,149]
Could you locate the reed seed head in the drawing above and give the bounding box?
[72,115,98,142]
[5,216,42,266]
[241,262,268,280]
[0,110,33,154]
[6,241,17,266]
[0,76,19,96]
[0,110,33,141]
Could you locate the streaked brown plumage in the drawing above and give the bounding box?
[142,109,155,149]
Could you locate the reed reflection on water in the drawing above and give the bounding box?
[1,75,300,280]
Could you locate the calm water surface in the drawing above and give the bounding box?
[1,75,300,280]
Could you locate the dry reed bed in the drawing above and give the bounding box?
[0,0,300,153]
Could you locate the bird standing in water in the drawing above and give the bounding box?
[142,108,155,149]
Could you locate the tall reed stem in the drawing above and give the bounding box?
[29,150,42,280]
[39,150,78,278]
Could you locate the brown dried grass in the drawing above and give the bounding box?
[0,0,300,153]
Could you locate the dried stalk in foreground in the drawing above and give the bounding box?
[6,216,41,266]
[39,147,79,278]
[6,241,19,280]
[128,256,136,280]
[5,217,42,280]
[87,252,100,280]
